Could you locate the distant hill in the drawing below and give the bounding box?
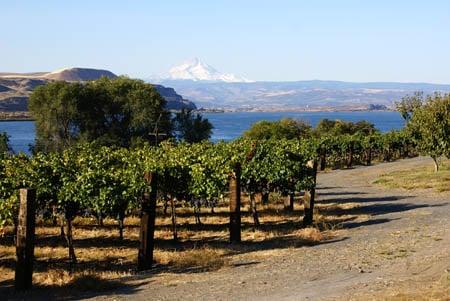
[0,67,116,81]
[0,68,196,112]
[45,67,117,81]
[158,79,450,110]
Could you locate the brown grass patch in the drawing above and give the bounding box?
[33,270,123,290]
[156,247,229,271]
[385,271,450,301]
[291,227,324,242]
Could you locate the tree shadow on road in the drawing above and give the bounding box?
[318,191,368,196]
[341,217,400,229]
[320,201,448,216]
[318,195,410,204]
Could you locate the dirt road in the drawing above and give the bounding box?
[87,157,449,300]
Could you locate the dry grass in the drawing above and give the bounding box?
[156,247,229,271]
[291,227,325,242]
[385,270,450,301]
[33,270,123,290]
[374,159,450,192]
[0,194,351,294]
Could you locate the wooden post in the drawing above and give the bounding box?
[15,188,36,291]
[138,172,158,271]
[229,163,241,243]
[303,160,318,226]
[261,191,269,205]
[170,197,177,241]
[319,148,326,171]
[347,147,353,168]
[283,193,294,211]
[366,148,372,166]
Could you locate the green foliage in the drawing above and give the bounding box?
[0,138,319,227]
[0,132,11,154]
[315,119,376,136]
[407,93,450,171]
[29,81,81,152]
[29,77,172,152]
[395,91,424,122]
[0,114,419,229]
[317,129,412,169]
[173,109,213,143]
[80,77,172,147]
[244,118,311,140]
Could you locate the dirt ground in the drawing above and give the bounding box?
[4,157,450,300]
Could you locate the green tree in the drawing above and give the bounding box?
[395,91,424,123]
[407,93,450,172]
[173,109,213,143]
[79,77,172,147]
[29,81,82,152]
[0,132,11,154]
[244,118,311,140]
[29,76,172,151]
[315,119,376,136]
[353,120,377,135]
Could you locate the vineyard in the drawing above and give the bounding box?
[0,130,417,291]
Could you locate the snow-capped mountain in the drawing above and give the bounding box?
[162,58,253,83]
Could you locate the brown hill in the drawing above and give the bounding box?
[44,68,117,81]
[0,68,196,112]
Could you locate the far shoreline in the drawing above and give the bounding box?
[0,109,397,121]
[196,108,396,114]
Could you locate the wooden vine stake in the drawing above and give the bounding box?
[229,163,241,243]
[15,188,36,291]
[303,160,318,226]
[138,172,158,271]
[284,193,294,211]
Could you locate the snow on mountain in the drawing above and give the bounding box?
[165,58,253,83]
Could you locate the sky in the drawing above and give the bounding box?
[1,0,450,83]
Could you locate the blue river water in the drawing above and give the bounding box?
[0,111,405,154]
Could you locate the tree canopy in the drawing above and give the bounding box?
[244,118,312,140]
[314,119,376,136]
[406,92,450,172]
[0,132,11,154]
[29,76,172,152]
[173,109,213,143]
[395,91,424,123]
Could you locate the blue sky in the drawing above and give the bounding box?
[2,0,450,83]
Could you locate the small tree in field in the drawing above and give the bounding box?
[407,93,450,172]
[173,109,213,143]
[29,77,172,152]
[395,91,424,123]
[0,132,11,154]
[244,118,311,140]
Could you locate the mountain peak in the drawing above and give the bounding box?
[166,58,253,83]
